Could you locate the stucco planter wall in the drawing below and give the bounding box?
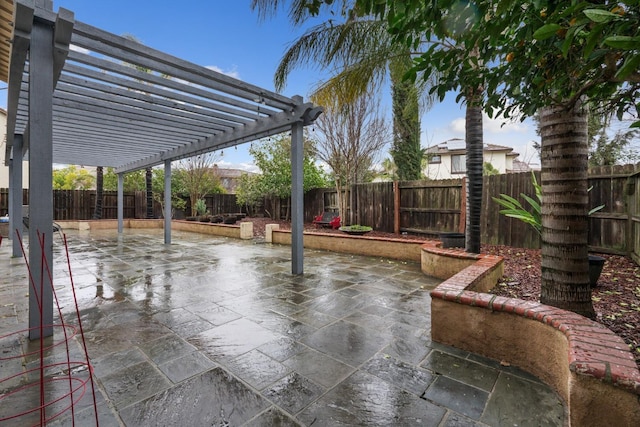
[266,225,424,262]
[54,219,252,240]
[424,242,640,426]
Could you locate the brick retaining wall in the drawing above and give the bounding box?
[423,241,640,426]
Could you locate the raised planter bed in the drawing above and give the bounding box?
[423,242,640,426]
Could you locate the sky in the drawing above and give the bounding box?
[1,0,542,171]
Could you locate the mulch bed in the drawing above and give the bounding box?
[241,217,640,368]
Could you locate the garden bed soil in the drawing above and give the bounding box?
[241,217,640,368]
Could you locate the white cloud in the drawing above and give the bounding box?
[483,112,529,134]
[449,117,466,134]
[205,65,240,79]
[449,112,529,135]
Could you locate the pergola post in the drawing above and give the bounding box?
[164,160,172,244]
[117,173,124,233]
[9,134,23,258]
[28,18,55,340]
[291,120,304,275]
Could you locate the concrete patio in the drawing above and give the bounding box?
[0,229,564,426]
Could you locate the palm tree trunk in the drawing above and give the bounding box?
[93,166,103,219]
[145,167,153,218]
[465,93,483,254]
[539,101,595,319]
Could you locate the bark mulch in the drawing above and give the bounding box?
[241,217,640,369]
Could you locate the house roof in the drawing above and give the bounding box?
[3,1,321,173]
[425,138,519,157]
[214,165,257,178]
[511,159,533,172]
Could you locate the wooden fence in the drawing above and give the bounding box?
[0,190,242,221]
[2,163,638,259]
[301,164,640,256]
[621,166,640,264]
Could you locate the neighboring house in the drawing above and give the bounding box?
[424,138,527,180]
[213,164,256,193]
[0,108,30,188]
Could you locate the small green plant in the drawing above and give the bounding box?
[339,225,373,234]
[492,172,604,235]
[194,199,208,216]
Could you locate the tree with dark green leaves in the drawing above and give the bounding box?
[354,0,639,318]
[103,168,146,192]
[151,167,187,218]
[391,60,423,181]
[52,165,95,190]
[247,133,328,220]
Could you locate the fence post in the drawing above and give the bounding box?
[393,181,400,234]
[459,177,467,233]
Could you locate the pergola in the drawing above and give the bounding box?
[2,0,321,338]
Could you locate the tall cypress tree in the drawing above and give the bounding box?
[391,60,422,181]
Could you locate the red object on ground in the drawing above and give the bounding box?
[329,216,341,229]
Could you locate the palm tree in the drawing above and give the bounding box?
[251,0,487,253]
[145,167,153,218]
[465,88,483,254]
[93,166,104,219]
[251,0,430,181]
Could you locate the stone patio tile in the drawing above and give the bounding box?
[256,336,307,362]
[423,376,489,421]
[244,407,302,426]
[118,368,269,426]
[282,348,355,388]
[157,351,216,384]
[262,372,325,415]
[287,308,337,329]
[169,317,216,339]
[362,353,435,396]
[99,361,171,409]
[301,320,389,367]
[297,371,446,425]
[91,347,147,377]
[225,349,291,390]
[187,303,242,326]
[188,318,282,362]
[421,350,499,392]
[481,372,565,426]
[382,337,432,365]
[442,411,487,426]
[139,334,197,365]
[302,293,368,318]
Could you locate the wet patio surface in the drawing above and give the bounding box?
[0,229,565,426]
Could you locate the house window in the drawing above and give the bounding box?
[451,154,466,174]
[429,155,441,164]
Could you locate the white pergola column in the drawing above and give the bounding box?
[117,173,124,233]
[9,134,23,258]
[164,160,172,244]
[28,18,54,339]
[291,120,304,275]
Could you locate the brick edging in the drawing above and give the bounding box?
[423,241,640,395]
